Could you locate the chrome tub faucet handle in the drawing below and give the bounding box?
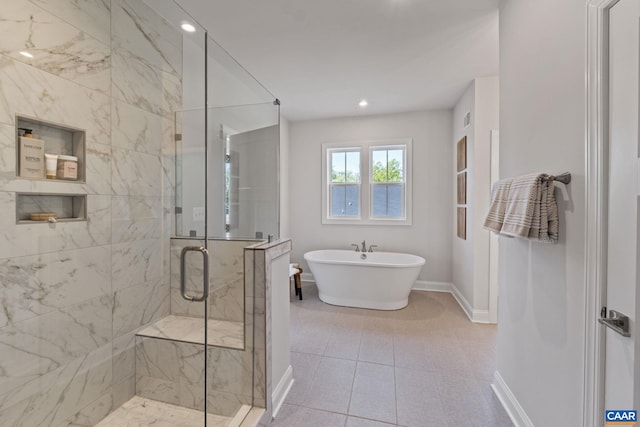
[351,243,360,252]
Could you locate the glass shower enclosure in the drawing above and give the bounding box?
[144,1,279,426]
[0,0,278,424]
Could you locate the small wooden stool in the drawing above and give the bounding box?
[289,263,303,300]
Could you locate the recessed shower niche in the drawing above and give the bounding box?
[15,115,86,182]
[16,193,87,224]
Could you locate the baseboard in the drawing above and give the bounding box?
[300,272,314,283]
[271,365,293,419]
[492,371,535,427]
[300,275,491,323]
[449,283,492,324]
[412,280,452,292]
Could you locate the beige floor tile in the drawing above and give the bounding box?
[298,355,356,412]
[346,415,397,426]
[393,337,434,372]
[348,390,396,425]
[311,357,357,390]
[304,384,352,414]
[271,404,347,427]
[395,367,445,426]
[324,328,363,360]
[359,332,394,365]
[287,287,513,427]
[286,352,322,405]
[353,362,395,394]
[349,361,396,423]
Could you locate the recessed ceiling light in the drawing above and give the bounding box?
[358,99,368,107]
[19,51,33,58]
[181,23,196,33]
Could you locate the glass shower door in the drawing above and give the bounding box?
[137,1,211,425]
[208,102,280,240]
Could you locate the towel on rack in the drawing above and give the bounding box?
[500,173,558,242]
[483,178,514,233]
[543,179,559,242]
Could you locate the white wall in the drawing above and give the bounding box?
[472,76,499,312]
[451,76,499,321]
[289,110,453,283]
[270,251,292,415]
[452,82,475,308]
[228,125,279,239]
[496,0,586,425]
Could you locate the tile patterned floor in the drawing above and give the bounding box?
[272,285,513,427]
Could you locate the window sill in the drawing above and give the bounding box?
[322,217,412,226]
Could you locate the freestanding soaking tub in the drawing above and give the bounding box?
[303,249,425,310]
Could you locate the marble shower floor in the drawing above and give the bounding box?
[272,285,514,427]
[96,396,251,427]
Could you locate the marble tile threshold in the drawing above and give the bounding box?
[136,314,244,350]
[96,396,257,427]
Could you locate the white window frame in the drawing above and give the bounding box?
[321,138,412,226]
[327,147,362,219]
[369,144,407,219]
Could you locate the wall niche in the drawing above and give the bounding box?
[16,115,86,182]
[16,193,87,224]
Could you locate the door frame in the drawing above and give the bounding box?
[585,0,619,425]
[488,129,500,324]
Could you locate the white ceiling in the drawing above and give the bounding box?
[175,0,500,121]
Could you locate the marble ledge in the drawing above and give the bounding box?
[253,239,292,259]
[137,315,244,350]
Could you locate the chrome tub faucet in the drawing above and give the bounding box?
[353,241,376,252]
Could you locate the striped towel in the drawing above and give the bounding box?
[483,178,514,233]
[500,173,558,243]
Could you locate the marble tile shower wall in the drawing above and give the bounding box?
[135,337,254,417]
[0,0,182,425]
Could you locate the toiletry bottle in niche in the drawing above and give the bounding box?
[18,128,45,179]
[19,128,33,138]
[45,154,58,179]
[56,155,78,180]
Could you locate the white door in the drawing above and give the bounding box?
[603,0,638,414]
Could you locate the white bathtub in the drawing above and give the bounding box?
[303,250,425,310]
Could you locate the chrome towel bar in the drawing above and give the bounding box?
[543,172,571,185]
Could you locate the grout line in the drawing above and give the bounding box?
[345,359,357,419]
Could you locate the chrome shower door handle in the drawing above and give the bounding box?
[180,246,210,302]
